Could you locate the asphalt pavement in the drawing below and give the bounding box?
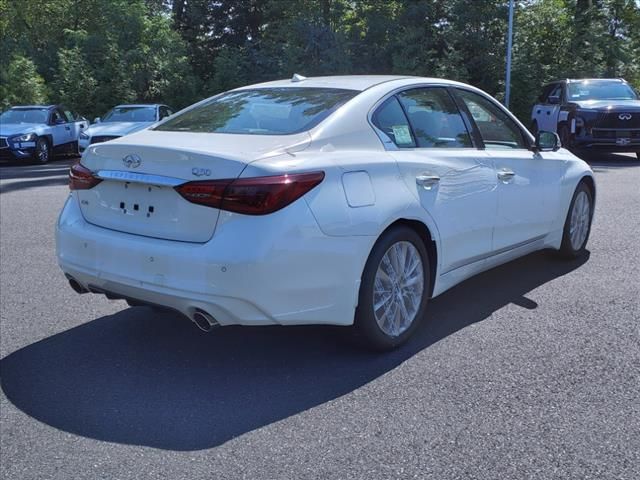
[1,153,639,479]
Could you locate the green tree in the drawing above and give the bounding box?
[0,55,48,109]
[52,46,98,114]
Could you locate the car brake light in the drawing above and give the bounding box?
[69,162,102,190]
[175,171,325,215]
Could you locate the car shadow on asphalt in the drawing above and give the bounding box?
[0,250,589,451]
[0,158,77,194]
[580,152,639,170]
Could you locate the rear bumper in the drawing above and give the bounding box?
[56,194,370,327]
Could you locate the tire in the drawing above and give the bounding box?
[558,124,571,149]
[559,182,593,259]
[354,226,430,350]
[34,137,50,164]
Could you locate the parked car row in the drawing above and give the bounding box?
[1,78,638,164]
[0,103,173,163]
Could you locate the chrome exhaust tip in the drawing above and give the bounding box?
[192,310,219,332]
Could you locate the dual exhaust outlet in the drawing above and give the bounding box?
[66,276,219,332]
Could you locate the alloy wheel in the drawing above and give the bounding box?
[372,241,424,337]
[37,140,49,163]
[569,190,590,250]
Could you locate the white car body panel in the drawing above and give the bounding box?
[390,148,497,275]
[57,76,595,328]
[489,148,566,250]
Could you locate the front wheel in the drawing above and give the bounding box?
[354,226,430,350]
[559,182,593,258]
[34,137,50,164]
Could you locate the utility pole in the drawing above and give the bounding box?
[505,0,515,109]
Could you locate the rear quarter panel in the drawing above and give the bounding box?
[244,149,443,280]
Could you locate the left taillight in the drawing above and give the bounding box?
[69,162,102,190]
[175,171,325,215]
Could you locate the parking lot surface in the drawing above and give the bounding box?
[1,154,639,479]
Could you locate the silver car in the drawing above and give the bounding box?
[79,104,174,153]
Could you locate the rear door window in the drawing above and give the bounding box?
[397,88,472,148]
[371,96,416,148]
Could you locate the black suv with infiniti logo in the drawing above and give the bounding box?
[531,78,640,159]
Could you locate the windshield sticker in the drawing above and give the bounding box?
[392,125,413,145]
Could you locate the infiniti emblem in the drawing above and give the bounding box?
[618,113,632,121]
[122,154,142,169]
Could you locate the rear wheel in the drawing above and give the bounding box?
[354,226,430,350]
[34,137,50,164]
[559,182,593,258]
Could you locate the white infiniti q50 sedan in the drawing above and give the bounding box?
[57,75,595,349]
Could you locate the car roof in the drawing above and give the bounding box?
[236,75,464,92]
[11,105,56,110]
[566,78,627,83]
[546,78,627,85]
[113,104,163,108]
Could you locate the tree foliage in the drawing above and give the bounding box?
[0,55,48,109]
[1,0,638,121]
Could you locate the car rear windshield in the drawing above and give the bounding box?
[0,108,48,124]
[154,88,359,135]
[103,106,157,123]
[567,82,638,101]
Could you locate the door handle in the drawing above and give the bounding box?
[416,174,440,190]
[497,169,516,183]
[65,126,71,130]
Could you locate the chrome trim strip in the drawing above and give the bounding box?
[441,235,546,276]
[96,170,186,187]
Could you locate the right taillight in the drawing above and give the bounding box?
[69,162,102,190]
[175,171,325,215]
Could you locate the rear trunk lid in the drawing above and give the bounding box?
[77,130,310,242]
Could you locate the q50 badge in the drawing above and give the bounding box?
[192,167,212,177]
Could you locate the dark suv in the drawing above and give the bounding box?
[531,78,640,159]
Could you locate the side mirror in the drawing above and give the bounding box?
[535,131,561,152]
[55,117,66,125]
[547,95,561,105]
[93,117,101,124]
